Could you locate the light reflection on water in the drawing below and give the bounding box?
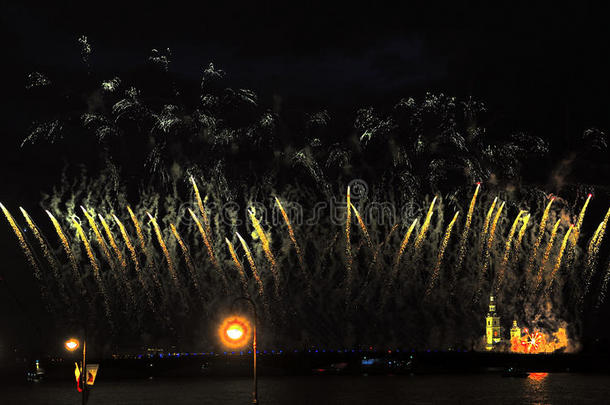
[2,373,609,404]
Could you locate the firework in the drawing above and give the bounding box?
[112,214,155,312]
[480,201,505,276]
[1,203,48,305]
[190,177,212,238]
[46,210,80,284]
[572,194,592,244]
[127,206,162,294]
[392,219,418,278]
[456,183,480,272]
[20,207,69,305]
[248,208,278,284]
[147,213,180,291]
[566,194,592,267]
[170,223,202,301]
[345,186,352,289]
[597,260,610,308]
[81,207,113,266]
[495,210,525,293]
[99,213,136,308]
[518,328,544,353]
[275,196,309,291]
[536,219,562,290]
[350,203,374,252]
[480,197,498,248]
[515,213,531,251]
[547,224,574,292]
[414,196,437,252]
[236,232,264,297]
[127,206,147,252]
[225,237,248,295]
[188,208,225,289]
[72,217,113,328]
[511,327,569,354]
[583,207,610,300]
[425,211,459,295]
[527,197,555,275]
[98,215,126,268]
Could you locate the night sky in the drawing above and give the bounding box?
[2,2,610,357]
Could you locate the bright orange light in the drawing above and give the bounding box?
[65,338,80,352]
[219,316,252,349]
[227,324,244,340]
[529,372,548,381]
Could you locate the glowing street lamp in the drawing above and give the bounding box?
[64,335,87,405]
[219,316,252,349]
[65,338,80,351]
[220,297,258,404]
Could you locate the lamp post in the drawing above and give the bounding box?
[220,297,258,404]
[64,331,87,405]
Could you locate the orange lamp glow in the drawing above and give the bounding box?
[219,316,252,349]
[65,338,80,351]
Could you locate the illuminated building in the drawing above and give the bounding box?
[485,295,501,350]
[510,320,521,341]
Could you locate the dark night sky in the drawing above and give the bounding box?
[2,2,610,355]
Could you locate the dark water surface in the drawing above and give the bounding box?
[2,373,610,404]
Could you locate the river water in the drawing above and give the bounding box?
[2,373,610,404]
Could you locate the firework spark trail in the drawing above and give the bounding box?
[382,223,399,247]
[112,214,155,312]
[547,225,574,294]
[414,196,437,252]
[190,177,212,238]
[536,219,562,290]
[98,215,126,268]
[1,204,48,304]
[480,197,498,250]
[515,213,531,251]
[495,210,525,293]
[425,211,459,296]
[226,238,248,295]
[566,194,592,267]
[572,194,592,244]
[248,208,279,291]
[100,214,137,310]
[480,201,505,275]
[350,203,375,255]
[392,219,418,279]
[456,183,480,272]
[73,217,114,328]
[147,213,181,293]
[170,223,203,301]
[81,207,114,266]
[46,210,80,284]
[345,186,353,305]
[81,207,129,304]
[596,260,610,308]
[582,207,610,301]
[127,206,147,252]
[275,196,310,293]
[20,207,69,305]
[580,222,603,305]
[236,232,264,297]
[527,198,555,276]
[188,208,226,290]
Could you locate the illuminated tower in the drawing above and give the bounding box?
[485,296,501,350]
[510,320,521,342]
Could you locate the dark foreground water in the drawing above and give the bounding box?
[2,373,610,404]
